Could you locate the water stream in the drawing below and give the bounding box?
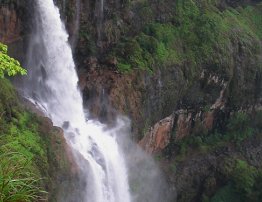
[23,0,131,201]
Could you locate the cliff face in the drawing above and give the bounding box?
[70,1,262,201]
[1,0,262,201]
[76,0,262,140]
[0,4,21,43]
[0,0,34,63]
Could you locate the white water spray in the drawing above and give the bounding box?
[24,0,131,201]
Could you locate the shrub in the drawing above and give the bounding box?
[210,184,241,202]
[232,160,257,195]
[111,0,262,75]
[0,42,26,78]
[226,112,253,143]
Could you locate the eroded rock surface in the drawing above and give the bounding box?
[139,115,174,154]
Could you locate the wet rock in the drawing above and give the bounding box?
[139,115,174,154]
[62,121,70,129]
[37,115,82,201]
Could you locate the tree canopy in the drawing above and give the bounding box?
[0,42,27,78]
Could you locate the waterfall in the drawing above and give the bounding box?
[23,0,131,201]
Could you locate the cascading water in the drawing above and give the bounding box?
[23,0,131,201]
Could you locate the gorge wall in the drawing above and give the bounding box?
[1,0,262,201]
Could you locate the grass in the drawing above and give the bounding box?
[0,79,48,201]
[0,151,47,202]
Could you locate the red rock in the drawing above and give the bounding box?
[203,111,214,130]
[139,115,174,154]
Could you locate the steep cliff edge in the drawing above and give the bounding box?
[74,0,262,201]
[1,0,262,201]
[77,0,262,140]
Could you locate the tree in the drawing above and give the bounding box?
[0,42,27,78]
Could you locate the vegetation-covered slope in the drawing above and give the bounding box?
[75,1,262,201]
[0,43,76,201]
[0,78,79,202]
[110,1,262,74]
[160,110,262,201]
[0,78,48,201]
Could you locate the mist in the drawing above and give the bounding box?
[107,117,175,202]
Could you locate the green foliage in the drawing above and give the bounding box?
[175,112,255,159]
[117,62,132,72]
[136,2,154,25]
[113,23,180,73]
[2,112,47,165]
[210,184,241,202]
[210,159,262,202]
[0,151,46,202]
[0,79,48,201]
[232,160,257,195]
[0,42,26,78]
[172,111,262,201]
[111,1,262,75]
[226,112,253,143]
[0,111,48,180]
[0,79,19,121]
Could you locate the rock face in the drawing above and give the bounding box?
[0,1,34,62]
[0,5,21,43]
[21,99,82,202]
[139,115,174,154]
[4,0,262,140]
[37,116,87,201]
[0,1,32,43]
[79,67,146,138]
[175,111,193,141]
[79,50,261,140]
[2,0,262,201]
[161,135,262,202]
[36,117,76,201]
